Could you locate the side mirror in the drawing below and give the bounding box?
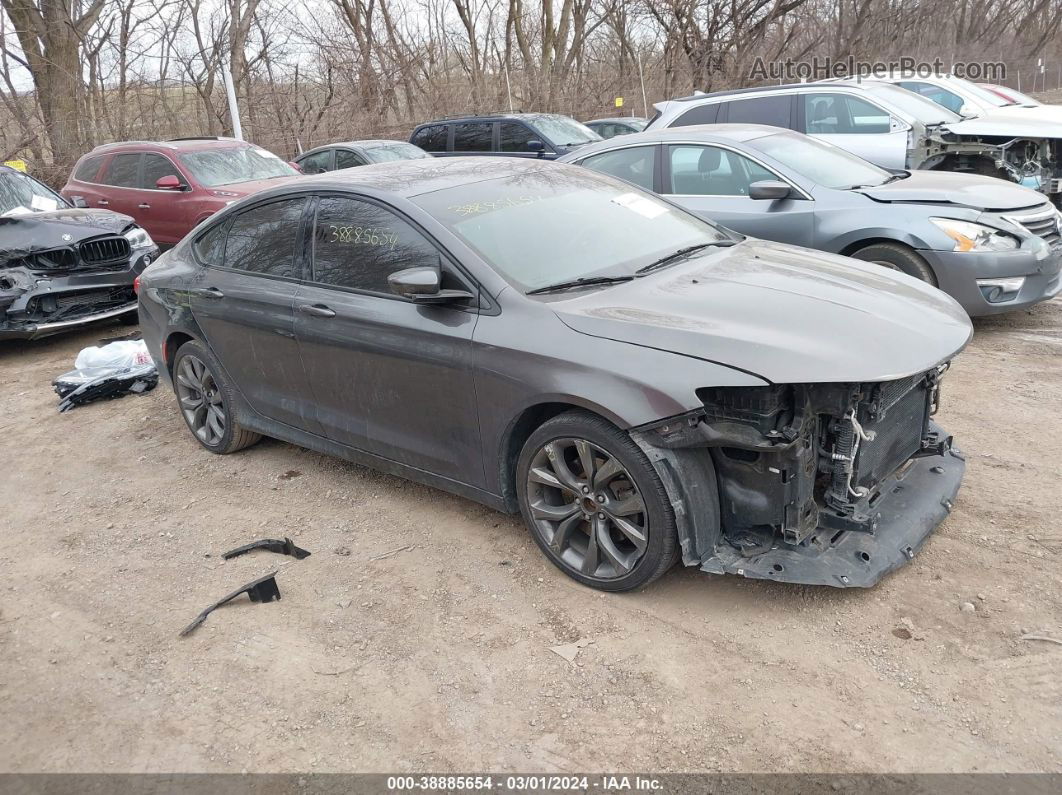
[388,266,474,305]
[527,140,546,157]
[156,175,183,190]
[70,196,88,209]
[748,180,792,200]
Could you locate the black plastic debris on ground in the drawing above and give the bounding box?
[222,537,311,561]
[54,369,158,412]
[180,571,281,637]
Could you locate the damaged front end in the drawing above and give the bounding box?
[918,125,1062,197]
[633,366,964,587]
[1,215,157,340]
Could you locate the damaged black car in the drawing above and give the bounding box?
[0,165,159,340]
[139,159,971,591]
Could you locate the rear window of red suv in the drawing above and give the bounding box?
[177,146,296,187]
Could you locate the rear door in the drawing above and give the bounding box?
[187,197,323,434]
[799,92,909,170]
[451,121,495,158]
[292,193,482,485]
[663,143,814,246]
[95,153,142,217]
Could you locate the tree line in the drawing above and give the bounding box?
[2,0,1061,184]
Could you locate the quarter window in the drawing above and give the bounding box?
[412,125,448,152]
[453,122,493,152]
[499,122,537,152]
[299,150,332,174]
[101,154,141,187]
[311,196,438,293]
[803,94,891,134]
[141,154,184,189]
[672,103,720,127]
[224,198,308,278]
[580,146,656,191]
[669,145,778,196]
[724,96,792,127]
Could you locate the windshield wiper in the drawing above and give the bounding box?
[526,275,635,295]
[635,241,736,275]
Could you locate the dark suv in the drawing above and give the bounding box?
[409,113,601,159]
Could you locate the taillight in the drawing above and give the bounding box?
[133,275,141,294]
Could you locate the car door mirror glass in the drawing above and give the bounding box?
[748,180,792,200]
[156,174,183,190]
[527,140,545,153]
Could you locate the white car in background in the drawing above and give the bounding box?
[856,73,1062,122]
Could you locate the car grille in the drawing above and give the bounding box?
[1007,205,1061,248]
[79,236,131,266]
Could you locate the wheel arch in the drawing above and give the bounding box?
[164,330,197,375]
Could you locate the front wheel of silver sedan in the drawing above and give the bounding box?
[172,341,261,454]
[516,411,679,591]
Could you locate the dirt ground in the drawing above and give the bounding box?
[1,299,1060,775]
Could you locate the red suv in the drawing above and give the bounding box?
[62,137,300,247]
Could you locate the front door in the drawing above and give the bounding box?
[187,196,323,433]
[292,194,483,486]
[664,144,815,247]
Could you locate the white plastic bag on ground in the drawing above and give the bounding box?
[73,339,153,372]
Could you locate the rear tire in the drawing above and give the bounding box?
[171,340,260,454]
[516,410,679,592]
[850,242,938,285]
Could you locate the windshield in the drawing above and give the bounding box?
[363,143,433,163]
[625,118,648,131]
[0,170,67,216]
[950,76,1014,107]
[527,114,602,146]
[750,131,892,189]
[864,83,962,124]
[178,146,297,187]
[413,168,728,292]
[987,85,1039,105]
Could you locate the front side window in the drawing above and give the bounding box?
[580,146,656,191]
[0,170,66,215]
[453,123,493,152]
[525,114,600,146]
[499,122,538,152]
[299,150,333,174]
[335,150,368,169]
[673,103,720,128]
[803,94,890,134]
[412,125,448,152]
[311,196,438,293]
[413,168,727,292]
[725,96,791,127]
[102,154,141,187]
[897,81,965,114]
[224,198,307,278]
[669,145,776,196]
[142,153,185,188]
[178,146,296,187]
[749,130,891,189]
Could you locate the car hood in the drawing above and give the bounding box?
[1,208,134,259]
[854,169,1045,211]
[979,104,1062,123]
[943,114,1062,139]
[211,174,300,196]
[552,239,972,384]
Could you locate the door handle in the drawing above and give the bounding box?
[97,199,109,206]
[298,303,336,318]
[138,203,151,209]
[188,287,225,299]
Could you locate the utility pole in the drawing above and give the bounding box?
[222,64,243,140]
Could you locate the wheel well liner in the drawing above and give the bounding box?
[839,237,914,258]
[164,331,195,374]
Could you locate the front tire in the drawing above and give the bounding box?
[849,242,937,285]
[516,410,678,591]
[171,340,260,454]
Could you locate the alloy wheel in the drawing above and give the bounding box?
[175,354,226,446]
[526,437,648,580]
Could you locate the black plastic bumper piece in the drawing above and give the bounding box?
[221,537,311,561]
[179,570,281,637]
[700,441,966,588]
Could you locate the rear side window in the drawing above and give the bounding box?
[499,122,536,152]
[412,125,448,152]
[101,154,141,187]
[453,122,493,152]
[224,198,308,278]
[724,96,792,127]
[580,146,656,191]
[142,154,183,188]
[74,155,105,182]
[311,196,438,293]
[672,103,719,128]
[194,220,230,267]
[803,94,890,134]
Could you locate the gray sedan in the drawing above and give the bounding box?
[560,124,1062,316]
[294,139,431,174]
[138,158,968,590]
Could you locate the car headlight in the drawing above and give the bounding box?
[929,218,1018,252]
[123,226,155,250]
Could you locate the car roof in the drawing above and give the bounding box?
[414,112,569,127]
[271,156,559,199]
[586,117,646,124]
[567,124,783,156]
[299,139,411,156]
[86,137,257,155]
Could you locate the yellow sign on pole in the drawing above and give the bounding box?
[614,97,624,108]
[3,159,27,172]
